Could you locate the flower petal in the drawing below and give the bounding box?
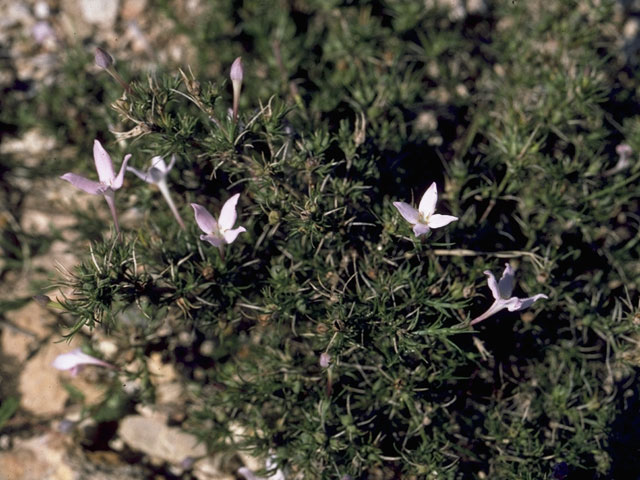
[413,223,430,237]
[427,214,458,229]
[53,348,113,371]
[393,202,419,224]
[506,294,548,312]
[60,173,106,195]
[191,203,218,234]
[112,154,131,190]
[418,182,438,218]
[201,234,224,247]
[230,57,243,82]
[150,155,168,173]
[470,300,506,325]
[498,263,515,298]
[223,226,246,244]
[218,193,241,231]
[126,166,153,183]
[93,139,115,183]
[166,154,176,172]
[483,270,500,300]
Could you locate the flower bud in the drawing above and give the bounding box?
[230,57,243,122]
[230,57,243,82]
[320,352,331,368]
[94,47,114,69]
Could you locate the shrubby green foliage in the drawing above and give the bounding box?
[17,0,640,478]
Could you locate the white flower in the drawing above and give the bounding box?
[191,193,246,247]
[60,139,131,233]
[127,155,186,230]
[393,182,458,237]
[52,348,114,377]
[470,263,548,325]
[238,455,285,480]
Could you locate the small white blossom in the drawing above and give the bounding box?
[393,182,458,237]
[191,194,246,247]
[53,348,114,377]
[127,155,186,229]
[470,263,548,325]
[238,455,285,480]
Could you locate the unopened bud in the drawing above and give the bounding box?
[94,47,114,69]
[230,57,243,82]
[319,352,331,368]
[33,294,51,306]
[231,57,243,122]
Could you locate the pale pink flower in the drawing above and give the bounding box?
[127,155,186,229]
[191,193,246,247]
[52,348,114,377]
[470,263,548,325]
[60,139,131,233]
[393,182,458,237]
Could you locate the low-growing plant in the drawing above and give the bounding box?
[19,0,640,479]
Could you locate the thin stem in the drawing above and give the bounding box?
[106,67,133,94]
[469,302,502,326]
[102,191,120,234]
[232,82,241,123]
[157,180,186,230]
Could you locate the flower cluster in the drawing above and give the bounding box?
[471,264,548,325]
[393,183,548,324]
[61,57,248,247]
[54,53,550,480]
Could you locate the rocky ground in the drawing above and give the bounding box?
[0,0,270,478]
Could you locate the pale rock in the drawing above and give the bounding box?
[194,455,235,480]
[34,1,51,19]
[624,17,640,40]
[425,0,466,20]
[0,432,145,480]
[121,0,147,20]
[4,301,55,339]
[125,20,153,55]
[79,0,119,27]
[95,337,119,359]
[58,0,93,39]
[466,0,487,14]
[237,452,264,475]
[19,340,80,415]
[14,52,57,83]
[0,433,74,480]
[415,111,438,133]
[156,382,185,405]
[4,3,34,28]
[1,302,50,363]
[21,210,76,236]
[118,415,207,464]
[0,129,57,165]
